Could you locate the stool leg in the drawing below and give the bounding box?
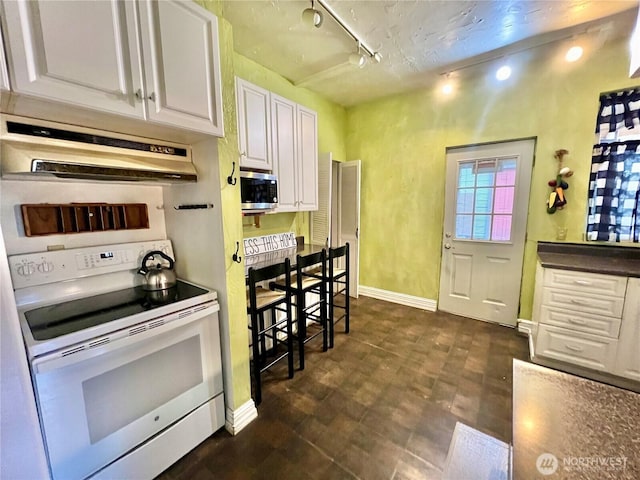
[297,292,306,370]
[250,312,262,405]
[329,277,335,348]
[321,283,328,352]
[259,311,267,362]
[345,275,350,334]
[286,300,294,379]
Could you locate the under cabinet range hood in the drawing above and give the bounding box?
[0,115,197,183]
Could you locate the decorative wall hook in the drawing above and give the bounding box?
[546,149,573,214]
[232,241,242,263]
[227,161,237,185]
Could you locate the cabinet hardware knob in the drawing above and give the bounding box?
[148,92,156,102]
[135,89,143,100]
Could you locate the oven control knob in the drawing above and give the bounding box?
[37,261,54,273]
[17,263,36,276]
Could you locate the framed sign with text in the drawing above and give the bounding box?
[243,232,297,257]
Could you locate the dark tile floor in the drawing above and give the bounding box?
[157,295,529,480]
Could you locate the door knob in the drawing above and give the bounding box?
[444,243,452,249]
[445,232,452,238]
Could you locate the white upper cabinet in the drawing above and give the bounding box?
[236,77,272,170]
[270,95,318,212]
[2,0,142,116]
[296,105,318,211]
[2,0,224,136]
[137,0,223,136]
[271,94,297,211]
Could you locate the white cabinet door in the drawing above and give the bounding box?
[614,277,640,381]
[296,105,318,211]
[236,77,271,170]
[2,0,143,117]
[271,94,297,212]
[137,0,223,136]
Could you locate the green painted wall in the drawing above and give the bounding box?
[233,54,347,240]
[346,35,639,320]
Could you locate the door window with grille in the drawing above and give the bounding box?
[455,157,517,241]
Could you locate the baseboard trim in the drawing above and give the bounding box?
[517,319,533,336]
[224,399,258,436]
[358,285,437,311]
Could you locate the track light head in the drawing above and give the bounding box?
[349,52,367,68]
[302,7,323,28]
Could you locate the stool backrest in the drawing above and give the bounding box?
[247,258,292,309]
[295,250,326,288]
[329,243,349,274]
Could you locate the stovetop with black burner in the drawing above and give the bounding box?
[25,280,209,341]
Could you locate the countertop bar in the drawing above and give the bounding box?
[537,241,640,277]
[513,359,640,479]
[244,243,325,276]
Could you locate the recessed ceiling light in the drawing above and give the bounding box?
[496,65,512,81]
[442,82,454,95]
[565,45,583,62]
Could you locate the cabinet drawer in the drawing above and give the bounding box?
[543,269,627,297]
[535,325,617,372]
[541,287,624,318]
[539,306,621,338]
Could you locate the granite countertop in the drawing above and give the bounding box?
[513,360,640,479]
[537,242,640,277]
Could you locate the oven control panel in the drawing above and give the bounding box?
[8,240,174,289]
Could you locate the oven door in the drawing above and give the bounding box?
[31,305,223,480]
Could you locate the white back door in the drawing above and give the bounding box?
[438,139,535,326]
[339,160,361,298]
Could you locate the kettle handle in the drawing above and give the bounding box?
[138,250,175,275]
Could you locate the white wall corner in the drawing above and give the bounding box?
[517,319,533,336]
[224,399,258,435]
[358,285,437,311]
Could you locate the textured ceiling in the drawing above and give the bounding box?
[222,0,638,106]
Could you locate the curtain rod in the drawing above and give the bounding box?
[599,85,640,96]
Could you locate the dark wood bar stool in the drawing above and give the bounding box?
[273,250,328,370]
[327,243,350,348]
[246,258,294,405]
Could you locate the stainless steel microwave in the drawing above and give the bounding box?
[240,171,278,211]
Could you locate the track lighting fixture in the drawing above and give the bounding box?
[349,42,367,68]
[302,0,382,66]
[302,0,323,28]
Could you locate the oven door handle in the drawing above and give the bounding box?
[32,303,219,374]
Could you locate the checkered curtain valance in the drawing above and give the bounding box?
[595,88,640,134]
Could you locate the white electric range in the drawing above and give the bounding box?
[9,240,225,480]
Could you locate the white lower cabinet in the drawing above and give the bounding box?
[534,264,639,383]
[1,0,223,136]
[614,277,640,381]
